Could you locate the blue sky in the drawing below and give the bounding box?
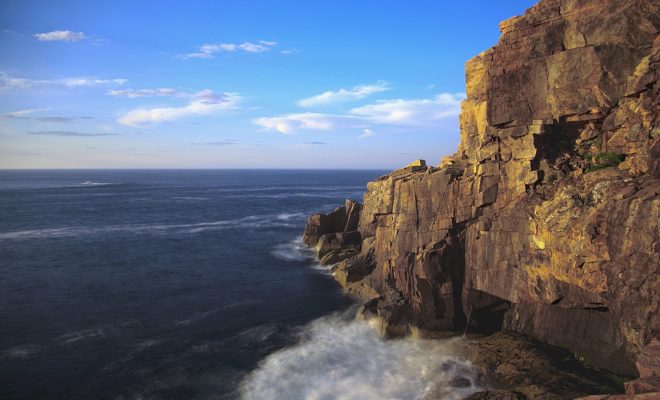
[0,0,536,169]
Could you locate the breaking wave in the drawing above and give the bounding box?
[78,181,116,186]
[240,315,482,400]
[271,238,316,262]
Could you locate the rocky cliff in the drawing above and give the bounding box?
[304,0,658,393]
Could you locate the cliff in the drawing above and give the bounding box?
[304,0,659,395]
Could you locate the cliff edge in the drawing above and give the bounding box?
[304,0,658,388]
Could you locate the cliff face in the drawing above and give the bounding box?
[305,0,659,377]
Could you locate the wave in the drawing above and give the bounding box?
[270,238,317,262]
[240,315,481,400]
[55,320,143,345]
[173,196,209,201]
[174,302,253,328]
[0,214,300,240]
[78,181,116,187]
[0,344,44,360]
[239,191,365,200]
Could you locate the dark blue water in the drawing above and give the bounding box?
[0,170,385,400]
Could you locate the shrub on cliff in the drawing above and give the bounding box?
[584,152,623,172]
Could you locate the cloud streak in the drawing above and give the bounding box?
[0,108,48,119]
[253,112,353,135]
[27,130,118,137]
[182,40,277,59]
[117,91,241,127]
[0,72,126,91]
[254,93,465,134]
[34,30,86,42]
[349,93,464,125]
[298,82,390,107]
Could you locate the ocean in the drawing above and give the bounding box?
[0,170,481,400]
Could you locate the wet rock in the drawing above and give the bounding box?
[332,252,376,286]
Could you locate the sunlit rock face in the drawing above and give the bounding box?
[304,0,659,377]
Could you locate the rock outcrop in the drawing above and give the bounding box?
[303,0,659,392]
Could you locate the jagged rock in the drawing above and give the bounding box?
[318,249,358,266]
[315,231,361,257]
[303,0,659,389]
[302,199,362,246]
[332,252,376,287]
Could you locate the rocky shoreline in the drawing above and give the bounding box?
[302,0,658,398]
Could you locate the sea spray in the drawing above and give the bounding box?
[240,312,482,400]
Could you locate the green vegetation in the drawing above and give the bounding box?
[585,152,623,172]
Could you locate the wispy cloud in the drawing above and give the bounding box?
[36,116,94,123]
[27,130,118,137]
[108,88,187,98]
[181,40,277,59]
[108,88,225,102]
[358,128,375,139]
[117,91,241,127]
[302,141,327,145]
[0,108,48,119]
[255,93,465,134]
[281,48,300,55]
[0,72,126,91]
[1,108,93,123]
[298,81,390,107]
[349,93,464,125]
[34,30,86,42]
[188,140,243,146]
[253,112,352,135]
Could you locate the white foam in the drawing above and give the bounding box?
[270,238,316,262]
[174,308,222,327]
[78,181,116,186]
[0,344,44,360]
[0,214,299,240]
[276,212,307,221]
[240,315,481,400]
[55,320,143,345]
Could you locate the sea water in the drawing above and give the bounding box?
[0,170,481,400]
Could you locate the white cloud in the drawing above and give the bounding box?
[298,82,390,107]
[255,92,465,134]
[34,30,86,42]
[253,113,352,135]
[181,40,277,59]
[0,108,47,119]
[108,88,188,98]
[358,128,375,139]
[117,92,241,127]
[62,78,127,87]
[0,72,126,91]
[349,93,465,125]
[281,48,299,55]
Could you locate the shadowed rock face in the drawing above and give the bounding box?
[304,0,658,382]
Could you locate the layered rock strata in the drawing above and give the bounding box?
[303,0,659,384]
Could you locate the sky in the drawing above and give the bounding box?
[0,0,537,169]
